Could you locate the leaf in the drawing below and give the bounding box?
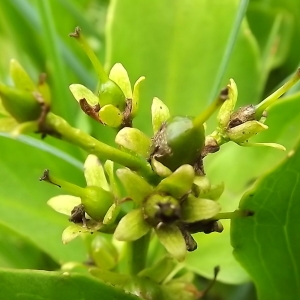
[0,136,86,264]
[231,141,300,299]
[0,268,139,300]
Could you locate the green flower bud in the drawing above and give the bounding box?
[143,194,181,226]
[89,234,118,270]
[115,128,151,158]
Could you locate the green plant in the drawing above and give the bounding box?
[1,1,300,300]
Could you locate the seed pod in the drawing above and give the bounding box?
[150,116,205,171]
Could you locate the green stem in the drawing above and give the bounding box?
[213,210,253,220]
[39,169,86,198]
[45,112,157,183]
[127,233,150,275]
[255,68,300,119]
[69,27,109,84]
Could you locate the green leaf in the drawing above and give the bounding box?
[0,268,139,300]
[231,141,300,299]
[0,136,86,264]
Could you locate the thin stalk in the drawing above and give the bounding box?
[213,210,254,220]
[255,68,300,119]
[127,233,150,275]
[45,112,157,183]
[69,27,109,84]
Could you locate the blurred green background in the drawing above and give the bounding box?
[0,0,300,299]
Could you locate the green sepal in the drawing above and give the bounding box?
[104,160,121,198]
[82,186,114,221]
[0,117,18,132]
[37,76,51,105]
[155,224,186,262]
[89,235,118,270]
[115,128,151,158]
[69,84,99,106]
[217,79,237,130]
[109,63,132,99]
[193,176,211,194]
[157,164,194,199]
[10,59,36,92]
[103,203,120,225]
[99,104,123,127]
[200,182,225,200]
[0,84,41,123]
[84,154,110,190]
[116,168,153,206]
[151,97,170,134]
[151,158,172,178]
[131,76,145,118]
[181,195,221,223]
[47,195,81,216]
[114,209,151,241]
[62,221,102,244]
[227,120,268,143]
[138,255,176,283]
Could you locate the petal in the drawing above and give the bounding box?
[227,120,268,143]
[114,209,151,241]
[116,168,153,206]
[181,195,221,222]
[47,195,81,215]
[200,182,225,200]
[157,165,194,199]
[0,117,18,132]
[84,154,109,190]
[155,224,186,262]
[98,104,123,127]
[10,59,36,92]
[115,127,151,158]
[217,79,238,129]
[62,221,102,244]
[109,63,132,99]
[193,176,211,194]
[69,84,99,106]
[151,97,170,134]
[151,158,172,178]
[104,160,121,197]
[131,76,145,118]
[103,203,120,225]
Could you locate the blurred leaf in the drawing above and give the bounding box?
[106,0,261,283]
[0,136,86,264]
[231,140,300,300]
[0,268,139,300]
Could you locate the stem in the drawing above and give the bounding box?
[45,112,157,183]
[127,232,150,275]
[39,169,86,198]
[69,27,109,84]
[213,210,254,220]
[255,68,300,119]
[193,87,228,129]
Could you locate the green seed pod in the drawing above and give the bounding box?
[89,235,118,270]
[82,186,114,221]
[0,84,41,123]
[151,116,205,171]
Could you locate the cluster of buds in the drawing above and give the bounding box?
[1,26,300,300]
